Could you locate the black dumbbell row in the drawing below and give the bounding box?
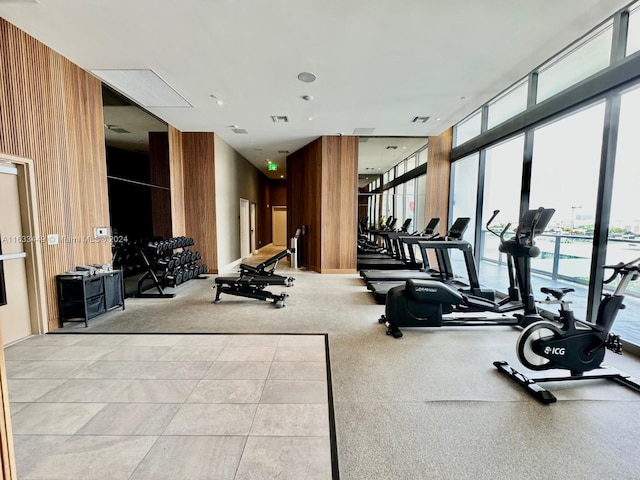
[155,250,202,271]
[147,236,196,254]
[160,263,208,287]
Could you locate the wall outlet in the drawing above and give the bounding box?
[94,226,110,238]
[47,234,59,245]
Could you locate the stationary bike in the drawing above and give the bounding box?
[494,257,640,404]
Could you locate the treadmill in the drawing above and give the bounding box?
[360,217,465,282]
[366,218,478,304]
[356,219,418,270]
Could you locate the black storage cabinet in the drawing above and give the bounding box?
[56,270,125,327]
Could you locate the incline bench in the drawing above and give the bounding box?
[213,247,295,308]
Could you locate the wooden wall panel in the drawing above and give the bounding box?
[427,128,453,228]
[287,136,357,273]
[321,136,358,273]
[287,138,323,272]
[257,174,270,250]
[0,19,111,331]
[168,125,186,237]
[181,133,217,272]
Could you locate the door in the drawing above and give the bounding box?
[0,166,33,345]
[240,199,250,259]
[272,206,287,247]
[250,203,257,253]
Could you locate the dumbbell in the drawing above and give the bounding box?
[157,257,175,271]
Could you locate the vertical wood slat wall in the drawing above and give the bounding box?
[168,126,186,237]
[426,128,453,227]
[0,19,111,331]
[321,136,358,273]
[168,129,218,272]
[287,136,358,273]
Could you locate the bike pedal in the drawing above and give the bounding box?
[605,334,623,354]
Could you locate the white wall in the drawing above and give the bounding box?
[214,134,262,272]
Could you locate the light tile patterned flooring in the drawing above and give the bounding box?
[6,333,334,480]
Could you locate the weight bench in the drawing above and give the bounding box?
[213,275,290,307]
[239,247,295,284]
[213,246,296,307]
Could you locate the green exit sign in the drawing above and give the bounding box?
[268,163,278,171]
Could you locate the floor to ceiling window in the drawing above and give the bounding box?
[449,153,479,275]
[477,135,525,291]
[448,2,640,347]
[607,85,640,341]
[528,102,605,319]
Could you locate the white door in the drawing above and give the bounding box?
[250,203,257,253]
[0,166,33,345]
[240,199,250,259]
[272,206,287,246]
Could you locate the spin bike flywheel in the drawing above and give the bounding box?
[517,321,563,371]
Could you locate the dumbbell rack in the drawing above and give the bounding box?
[135,236,208,298]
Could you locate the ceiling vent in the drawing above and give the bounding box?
[232,128,248,134]
[412,116,430,123]
[386,146,398,150]
[277,150,290,154]
[90,69,191,108]
[254,148,264,152]
[271,115,289,123]
[353,127,375,135]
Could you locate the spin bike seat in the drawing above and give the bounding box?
[541,287,574,300]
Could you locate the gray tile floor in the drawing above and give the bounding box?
[6,333,333,480]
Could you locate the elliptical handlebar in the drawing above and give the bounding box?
[485,210,500,236]
[485,210,512,245]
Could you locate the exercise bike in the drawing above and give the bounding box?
[494,257,640,404]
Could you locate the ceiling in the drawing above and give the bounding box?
[0,0,632,179]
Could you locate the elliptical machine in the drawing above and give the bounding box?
[379,207,555,338]
[494,257,640,404]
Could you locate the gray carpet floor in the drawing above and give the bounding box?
[54,246,640,480]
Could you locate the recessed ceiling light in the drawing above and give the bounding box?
[436,117,441,121]
[302,95,314,101]
[280,175,284,178]
[297,72,317,83]
[307,117,313,121]
[216,100,224,105]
